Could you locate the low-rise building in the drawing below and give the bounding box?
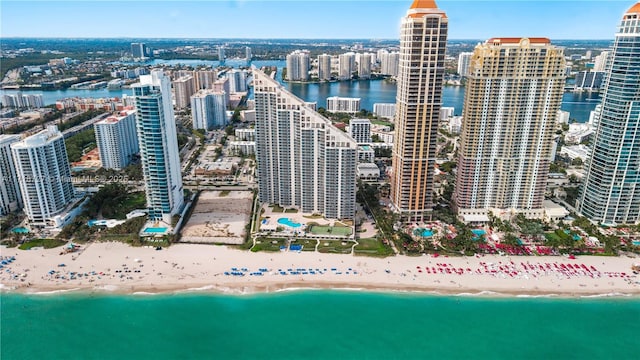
[559,144,591,162]
[357,163,380,181]
[358,145,375,163]
[228,141,255,156]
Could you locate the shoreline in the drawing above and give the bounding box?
[4,282,639,299]
[1,242,639,298]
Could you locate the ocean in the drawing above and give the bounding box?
[2,290,639,359]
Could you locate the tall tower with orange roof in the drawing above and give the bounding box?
[390,0,448,223]
[578,2,640,225]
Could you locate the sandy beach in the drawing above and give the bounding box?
[1,242,639,297]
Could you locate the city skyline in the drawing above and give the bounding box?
[1,1,635,40]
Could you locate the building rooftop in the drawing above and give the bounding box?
[410,0,438,9]
[627,2,640,14]
[487,37,551,45]
[408,0,446,18]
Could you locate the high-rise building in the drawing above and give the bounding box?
[131,43,151,59]
[173,75,196,108]
[373,103,396,119]
[94,109,139,170]
[213,78,231,107]
[339,52,356,80]
[286,50,310,81]
[194,70,217,90]
[380,51,400,76]
[457,52,473,77]
[358,53,372,79]
[253,68,357,220]
[11,126,75,227]
[318,54,332,81]
[1,92,44,109]
[349,119,372,144]
[132,70,184,223]
[574,71,605,91]
[0,135,22,215]
[227,69,248,93]
[218,46,226,63]
[390,0,448,223]
[453,37,566,221]
[593,50,610,72]
[191,90,228,130]
[245,46,252,62]
[578,3,640,225]
[326,97,361,114]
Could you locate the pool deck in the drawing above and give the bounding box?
[140,221,173,237]
[258,204,354,240]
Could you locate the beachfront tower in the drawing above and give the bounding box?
[253,68,358,220]
[0,135,22,215]
[390,0,448,223]
[10,126,75,227]
[132,70,184,224]
[578,3,640,225]
[453,38,566,222]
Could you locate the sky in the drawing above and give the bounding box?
[1,0,637,39]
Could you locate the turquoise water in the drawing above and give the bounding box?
[11,227,29,234]
[472,229,486,236]
[633,240,640,246]
[143,227,168,234]
[277,217,301,228]
[1,291,638,359]
[422,229,433,237]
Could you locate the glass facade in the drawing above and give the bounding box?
[578,7,640,225]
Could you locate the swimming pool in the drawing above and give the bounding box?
[472,229,486,236]
[632,240,640,246]
[11,227,29,234]
[277,218,302,228]
[144,227,168,234]
[421,229,433,237]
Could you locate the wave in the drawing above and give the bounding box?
[29,288,81,295]
[580,292,632,298]
[93,285,119,292]
[176,285,216,293]
[454,291,503,297]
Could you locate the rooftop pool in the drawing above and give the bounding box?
[277,218,302,228]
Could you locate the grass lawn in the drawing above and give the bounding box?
[545,232,561,242]
[354,238,395,257]
[219,190,230,197]
[251,238,287,252]
[290,239,317,251]
[103,192,146,220]
[19,238,67,250]
[317,241,354,254]
[371,119,393,127]
[271,205,284,213]
[309,225,352,236]
[303,214,324,219]
[284,208,298,213]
